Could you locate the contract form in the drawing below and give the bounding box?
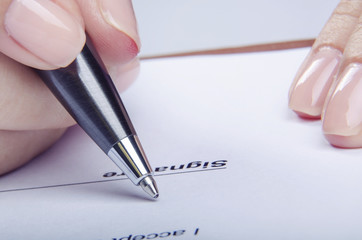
[1,47,362,240]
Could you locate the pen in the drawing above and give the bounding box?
[35,37,159,199]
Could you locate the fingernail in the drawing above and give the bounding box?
[288,47,342,118]
[98,0,141,49]
[323,63,362,139]
[4,0,85,68]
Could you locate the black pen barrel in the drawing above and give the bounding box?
[36,41,134,153]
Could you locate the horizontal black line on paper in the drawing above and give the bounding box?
[0,167,227,193]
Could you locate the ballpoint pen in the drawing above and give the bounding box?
[35,37,159,199]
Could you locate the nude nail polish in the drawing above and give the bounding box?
[98,0,141,49]
[288,47,342,118]
[323,63,362,143]
[4,0,85,68]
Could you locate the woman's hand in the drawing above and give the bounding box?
[289,0,362,148]
[0,0,140,174]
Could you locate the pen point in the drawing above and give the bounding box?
[140,176,159,199]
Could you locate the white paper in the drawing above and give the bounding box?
[1,48,362,240]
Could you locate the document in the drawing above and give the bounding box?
[1,48,362,240]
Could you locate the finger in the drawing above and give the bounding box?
[0,51,73,130]
[0,128,66,175]
[288,0,362,118]
[0,51,139,131]
[322,13,362,148]
[0,0,85,69]
[0,0,140,130]
[75,0,140,80]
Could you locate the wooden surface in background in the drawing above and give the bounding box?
[141,39,314,60]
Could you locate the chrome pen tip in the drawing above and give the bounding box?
[140,176,159,199]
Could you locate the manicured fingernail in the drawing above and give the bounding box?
[4,0,85,68]
[288,47,342,118]
[323,63,362,139]
[98,0,141,49]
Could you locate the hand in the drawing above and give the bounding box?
[288,0,362,148]
[0,0,140,174]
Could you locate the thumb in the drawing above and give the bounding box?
[0,0,85,70]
